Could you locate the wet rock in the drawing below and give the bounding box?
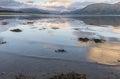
[39,27,46,30]
[78,37,106,43]
[10,29,22,32]
[27,22,34,24]
[92,39,105,43]
[118,60,120,62]
[78,38,89,42]
[51,27,59,30]
[0,72,5,75]
[0,41,6,44]
[73,28,79,30]
[0,38,6,45]
[49,72,86,79]
[55,49,66,53]
[2,22,8,25]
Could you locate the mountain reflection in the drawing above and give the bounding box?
[1,15,120,26]
[73,16,120,26]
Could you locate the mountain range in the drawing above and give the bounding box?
[0,7,51,14]
[1,2,120,15]
[70,2,120,15]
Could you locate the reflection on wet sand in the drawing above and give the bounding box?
[76,41,92,47]
[112,27,120,34]
[88,43,120,65]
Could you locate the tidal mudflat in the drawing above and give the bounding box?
[0,15,120,79]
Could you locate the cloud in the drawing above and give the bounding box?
[116,0,120,2]
[0,0,26,8]
[39,0,119,11]
[42,0,73,8]
[28,0,73,12]
[1,0,120,11]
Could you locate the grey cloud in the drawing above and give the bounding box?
[0,0,27,8]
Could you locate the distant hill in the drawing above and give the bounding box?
[18,8,50,14]
[0,7,22,13]
[69,3,120,15]
[2,2,120,15]
[0,7,50,14]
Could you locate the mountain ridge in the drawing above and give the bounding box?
[1,2,120,15]
[0,7,50,14]
[69,3,120,15]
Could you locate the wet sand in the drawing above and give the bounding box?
[0,50,120,79]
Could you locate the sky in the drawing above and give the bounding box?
[1,0,120,11]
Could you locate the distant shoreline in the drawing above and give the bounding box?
[1,13,120,17]
[1,13,120,18]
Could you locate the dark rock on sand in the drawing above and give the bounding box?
[118,60,120,62]
[51,27,59,30]
[0,41,6,44]
[78,37,106,43]
[27,22,34,24]
[55,49,66,53]
[10,29,22,32]
[73,28,79,30]
[92,39,105,43]
[78,38,89,42]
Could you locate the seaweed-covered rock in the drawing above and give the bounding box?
[51,27,59,30]
[73,28,79,30]
[10,29,22,32]
[92,39,105,43]
[78,37,106,43]
[55,49,66,53]
[0,41,6,44]
[78,38,89,42]
[49,72,86,79]
[118,60,120,62]
[27,22,34,24]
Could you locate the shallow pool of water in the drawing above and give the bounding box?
[0,16,120,66]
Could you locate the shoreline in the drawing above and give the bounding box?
[1,14,120,17]
[0,51,120,79]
